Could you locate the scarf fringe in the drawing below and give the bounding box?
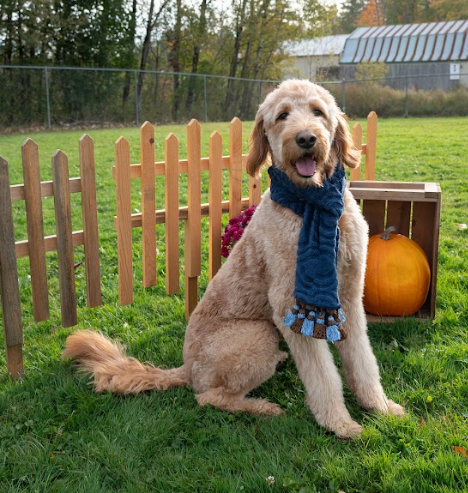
[283,300,346,343]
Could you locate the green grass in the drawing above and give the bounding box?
[1,117,468,492]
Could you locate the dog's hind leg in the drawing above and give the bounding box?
[189,319,286,417]
[196,387,283,416]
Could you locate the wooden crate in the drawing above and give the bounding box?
[349,180,442,322]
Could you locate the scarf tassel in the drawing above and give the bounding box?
[283,302,347,343]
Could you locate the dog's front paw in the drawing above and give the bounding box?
[334,420,363,440]
[386,399,406,417]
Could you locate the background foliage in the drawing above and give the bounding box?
[1,0,466,128]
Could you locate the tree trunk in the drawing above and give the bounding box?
[186,0,209,116]
[169,0,183,121]
[239,0,257,118]
[224,0,248,116]
[136,0,155,118]
[122,0,137,105]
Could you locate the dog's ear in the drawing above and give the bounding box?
[333,113,361,169]
[246,113,270,177]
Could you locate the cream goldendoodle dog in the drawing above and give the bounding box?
[64,80,405,438]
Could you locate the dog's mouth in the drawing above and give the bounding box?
[292,154,317,178]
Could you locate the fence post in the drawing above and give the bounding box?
[0,157,24,379]
[204,75,208,122]
[134,71,140,127]
[341,78,346,113]
[405,77,409,118]
[45,67,51,129]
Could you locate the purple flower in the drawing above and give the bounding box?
[220,205,257,258]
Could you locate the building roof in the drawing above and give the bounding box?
[286,35,350,58]
[340,20,468,64]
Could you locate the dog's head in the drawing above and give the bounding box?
[246,79,360,187]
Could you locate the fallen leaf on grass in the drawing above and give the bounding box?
[418,416,425,435]
[451,446,468,458]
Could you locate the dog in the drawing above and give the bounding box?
[63,79,405,439]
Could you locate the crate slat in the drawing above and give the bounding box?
[411,201,439,317]
[386,201,412,237]
[362,200,386,236]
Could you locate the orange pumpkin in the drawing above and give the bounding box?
[364,227,431,316]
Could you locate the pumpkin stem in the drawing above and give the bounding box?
[380,226,397,240]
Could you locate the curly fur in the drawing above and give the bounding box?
[64,80,405,439]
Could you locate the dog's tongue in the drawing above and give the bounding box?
[295,156,317,177]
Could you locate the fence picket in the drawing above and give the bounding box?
[229,118,243,218]
[52,151,77,328]
[209,131,223,280]
[0,157,24,379]
[165,133,180,294]
[185,120,201,319]
[249,175,262,206]
[351,123,362,181]
[140,122,157,288]
[21,139,49,322]
[79,135,101,308]
[365,111,377,180]
[115,137,133,305]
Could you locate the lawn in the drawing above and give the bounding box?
[0,117,468,492]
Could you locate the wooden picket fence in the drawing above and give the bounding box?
[0,113,378,380]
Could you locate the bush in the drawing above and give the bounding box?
[342,83,468,118]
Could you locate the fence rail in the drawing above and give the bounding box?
[1,113,375,379]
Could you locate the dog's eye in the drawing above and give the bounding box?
[277,112,289,121]
[312,109,323,117]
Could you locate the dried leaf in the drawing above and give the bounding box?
[418,416,425,435]
[452,446,468,458]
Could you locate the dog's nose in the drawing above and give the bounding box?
[295,131,317,149]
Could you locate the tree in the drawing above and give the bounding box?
[429,0,468,20]
[356,0,385,26]
[338,0,366,33]
[186,0,210,115]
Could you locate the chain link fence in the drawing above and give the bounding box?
[1,65,467,130]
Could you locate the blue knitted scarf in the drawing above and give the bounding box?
[268,164,347,342]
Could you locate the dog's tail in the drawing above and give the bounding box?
[62,329,188,394]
